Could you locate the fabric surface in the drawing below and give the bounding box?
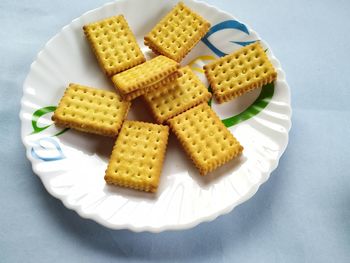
[1,0,349,262]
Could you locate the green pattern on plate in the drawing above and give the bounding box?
[31,105,69,136]
[31,106,57,134]
[221,82,275,127]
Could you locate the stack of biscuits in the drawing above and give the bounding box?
[52,2,277,193]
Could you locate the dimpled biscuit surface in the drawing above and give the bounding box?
[168,103,243,175]
[52,83,130,137]
[204,42,277,103]
[122,71,181,101]
[111,55,180,100]
[144,2,210,62]
[105,121,169,193]
[83,15,145,76]
[143,66,211,123]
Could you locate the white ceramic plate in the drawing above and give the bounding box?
[20,0,291,232]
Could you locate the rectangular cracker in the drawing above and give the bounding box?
[168,103,243,175]
[143,66,211,123]
[123,71,181,101]
[144,1,210,62]
[83,15,145,76]
[204,42,277,103]
[111,55,180,100]
[105,121,169,193]
[52,83,130,137]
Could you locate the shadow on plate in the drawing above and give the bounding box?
[103,184,158,201]
[126,97,154,122]
[59,129,115,160]
[188,155,247,188]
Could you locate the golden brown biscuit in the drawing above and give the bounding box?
[111,55,180,101]
[105,121,169,192]
[123,71,181,101]
[144,2,210,62]
[204,42,277,103]
[52,83,130,137]
[83,15,145,76]
[143,66,211,123]
[168,103,243,175]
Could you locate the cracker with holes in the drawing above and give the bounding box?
[111,55,180,101]
[143,66,211,123]
[105,121,169,193]
[168,103,243,175]
[52,83,130,137]
[83,15,145,76]
[204,42,277,103]
[144,2,210,62]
